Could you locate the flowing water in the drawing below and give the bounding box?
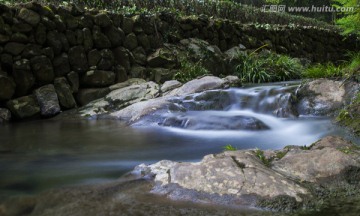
[0,82,358,214]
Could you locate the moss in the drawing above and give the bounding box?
[337,145,360,155]
[275,150,288,160]
[336,92,360,136]
[253,148,271,167]
[257,195,300,212]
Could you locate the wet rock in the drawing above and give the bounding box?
[161,80,182,93]
[12,59,35,96]
[160,115,269,130]
[54,77,76,109]
[68,46,88,73]
[177,90,232,111]
[109,78,146,91]
[81,70,115,87]
[76,88,110,106]
[296,79,359,116]
[30,55,54,85]
[6,95,40,119]
[130,65,146,78]
[150,68,176,83]
[18,8,40,26]
[34,84,61,117]
[0,108,11,123]
[0,75,16,100]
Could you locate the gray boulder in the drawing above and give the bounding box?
[168,76,226,96]
[6,95,40,119]
[34,84,61,117]
[161,80,182,94]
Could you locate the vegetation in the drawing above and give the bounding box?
[235,49,303,83]
[253,148,271,166]
[333,0,360,36]
[336,92,360,136]
[0,0,335,28]
[223,144,237,151]
[173,59,210,83]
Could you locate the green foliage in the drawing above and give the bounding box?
[254,148,271,166]
[343,52,360,81]
[223,144,237,151]
[336,92,360,136]
[235,50,303,83]
[303,63,344,78]
[174,59,209,83]
[333,0,360,36]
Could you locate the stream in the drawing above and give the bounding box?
[0,82,358,215]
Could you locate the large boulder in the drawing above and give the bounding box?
[161,80,182,94]
[147,47,177,68]
[296,79,359,116]
[6,95,40,119]
[0,75,16,100]
[18,8,40,26]
[34,84,61,117]
[167,76,226,96]
[54,77,76,109]
[53,53,71,77]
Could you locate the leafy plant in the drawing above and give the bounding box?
[223,144,237,151]
[173,59,209,83]
[303,62,344,78]
[333,0,360,36]
[235,50,303,83]
[254,148,271,166]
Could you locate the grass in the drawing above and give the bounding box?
[336,92,360,136]
[253,148,271,167]
[235,50,303,83]
[173,59,210,83]
[223,144,237,151]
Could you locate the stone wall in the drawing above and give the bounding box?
[0,2,358,121]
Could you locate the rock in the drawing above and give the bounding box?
[222,75,241,87]
[130,65,146,78]
[11,33,28,43]
[1,53,13,70]
[30,55,54,85]
[180,38,227,76]
[35,23,47,44]
[54,77,76,109]
[0,108,11,123]
[105,81,160,108]
[272,136,359,183]
[47,31,62,55]
[150,68,176,83]
[109,78,146,91]
[82,27,93,51]
[0,75,16,100]
[93,25,111,49]
[104,25,124,47]
[53,53,70,77]
[161,80,182,93]
[94,13,112,28]
[296,79,359,116]
[137,33,150,50]
[87,49,101,67]
[98,49,114,70]
[6,95,40,119]
[42,47,54,60]
[136,150,308,203]
[18,8,40,26]
[224,45,246,59]
[147,47,177,68]
[124,33,138,50]
[4,42,26,56]
[81,70,115,87]
[114,65,128,83]
[122,17,134,34]
[132,47,147,65]
[21,44,42,59]
[34,84,61,117]
[168,76,226,96]
[113,47,131,71]
[160,115,269,130]
[76,88,110,106]
[12,59,35,96]
[68,46,88,73]
[66,71,79,93]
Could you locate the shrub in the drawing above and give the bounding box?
[173,59,210,83]
[235,51,303,83]
[302,63,344,78]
